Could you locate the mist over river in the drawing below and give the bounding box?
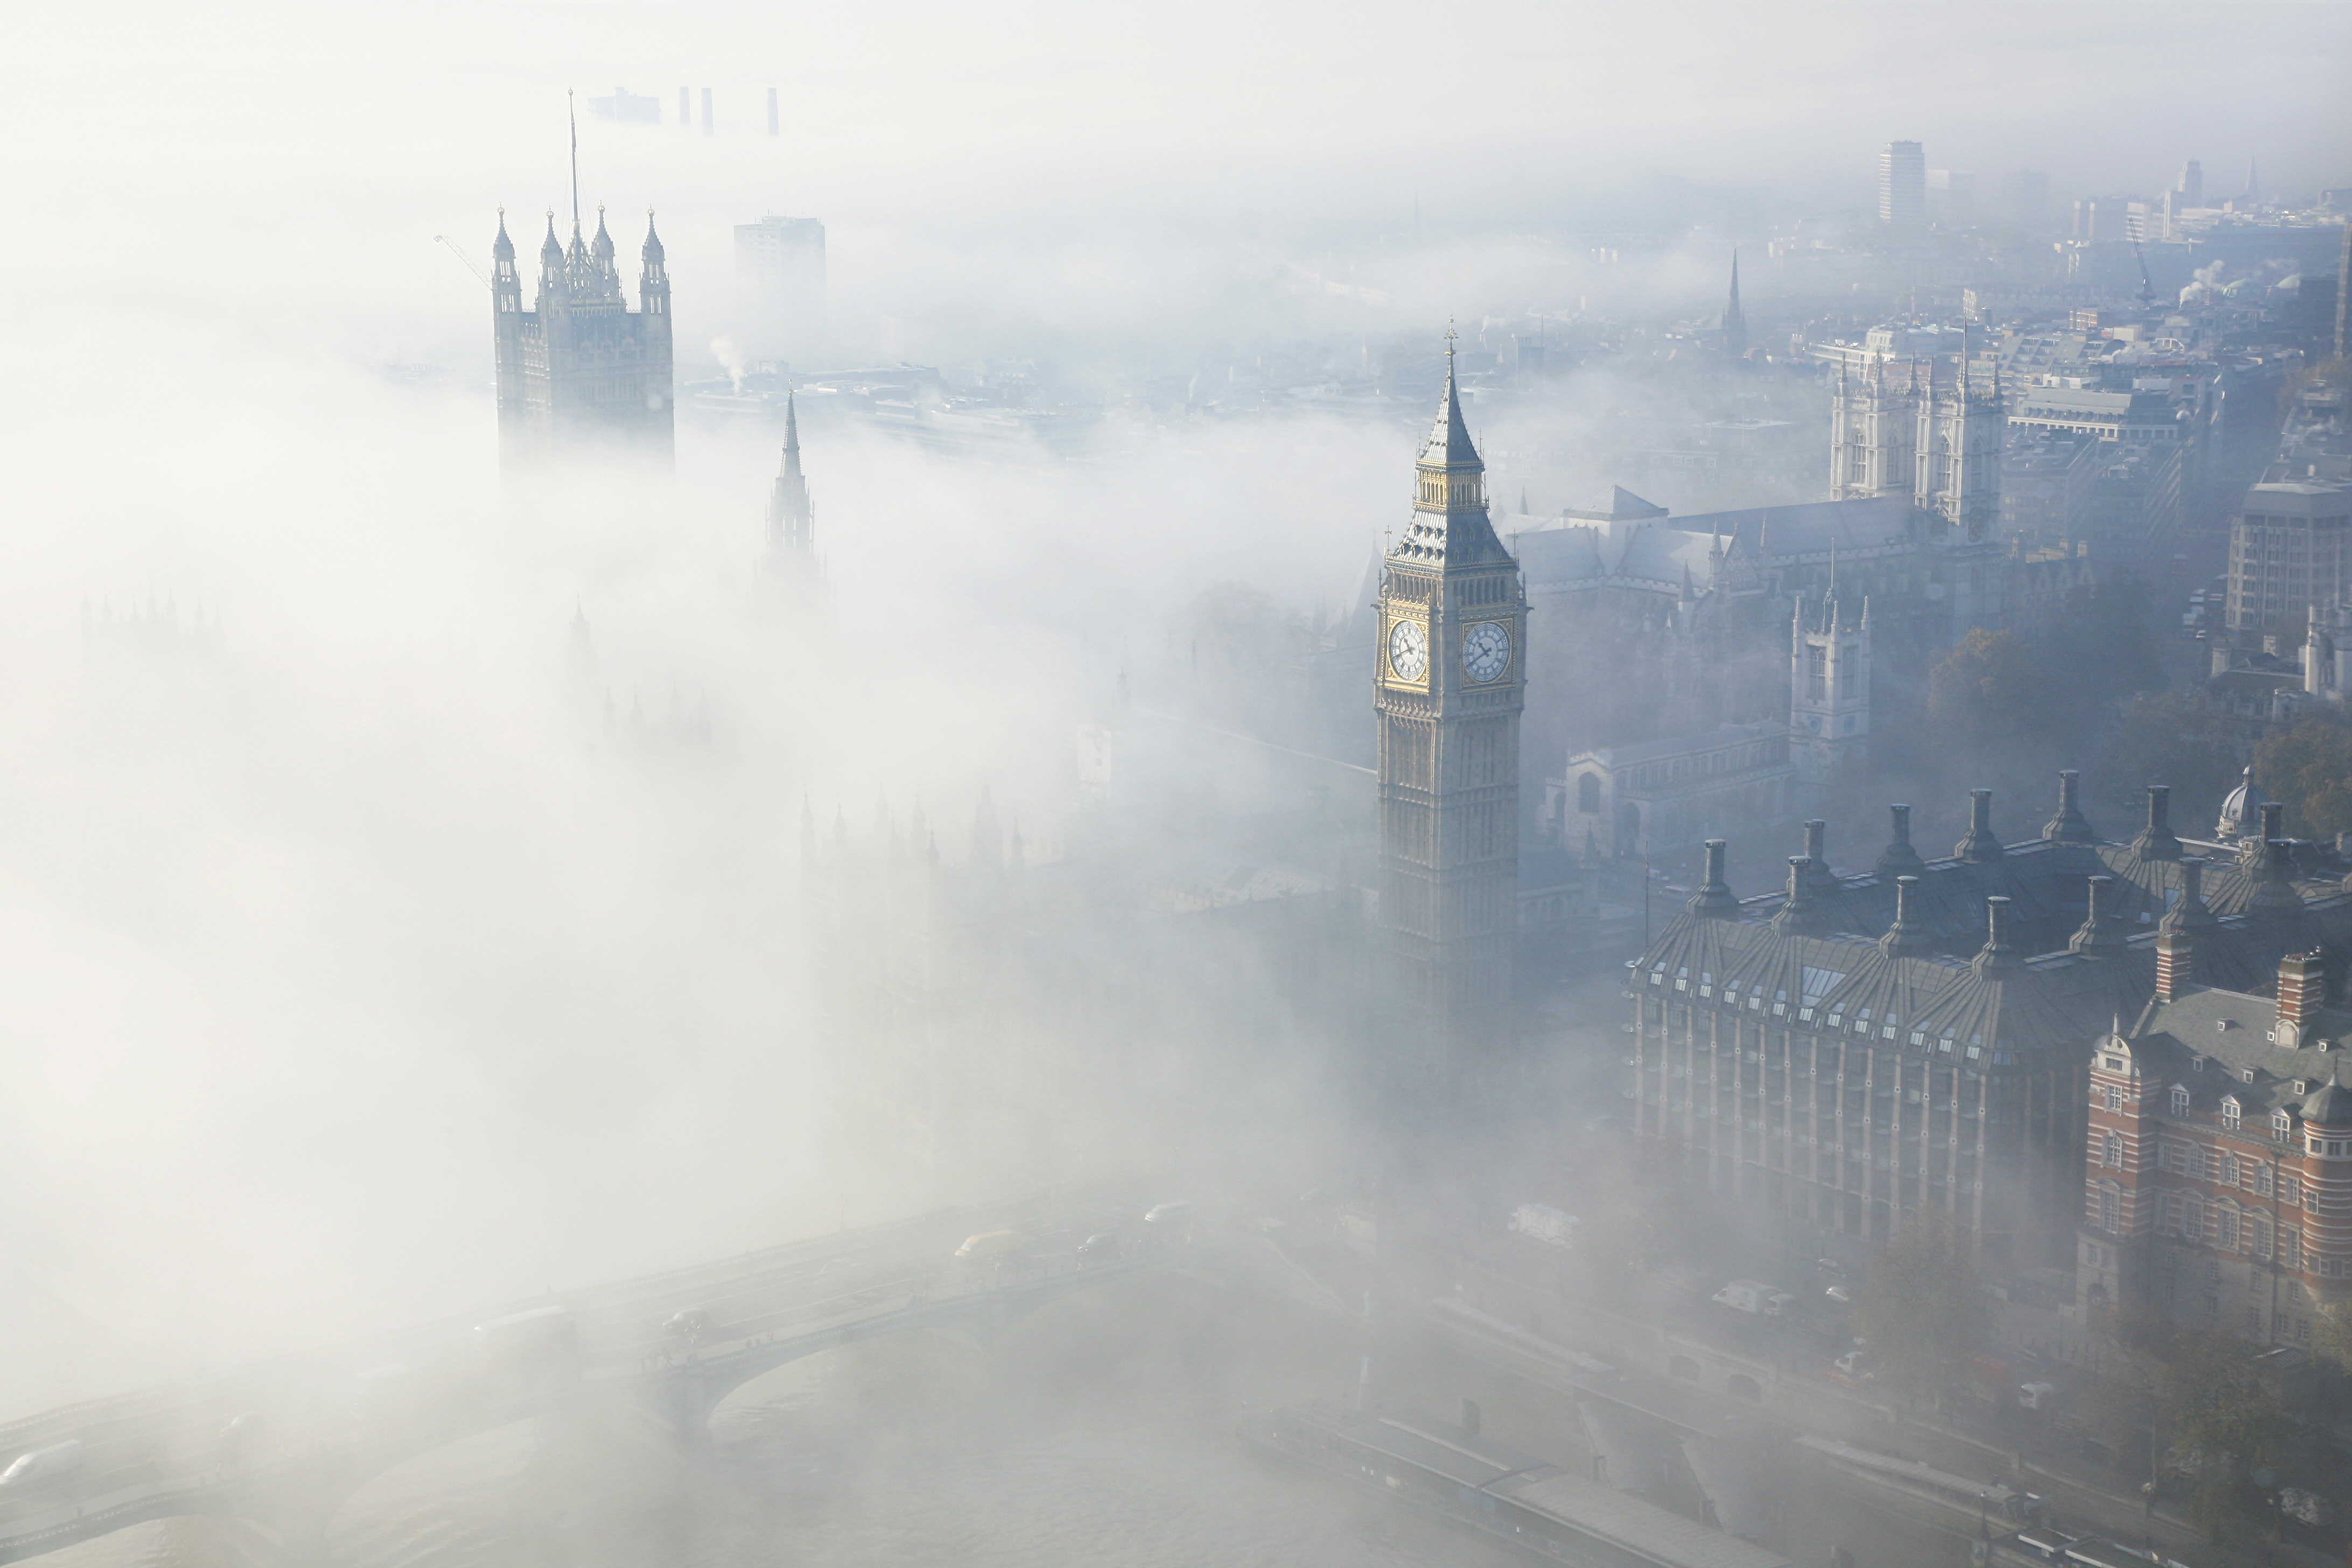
[23,1272,1960,1568]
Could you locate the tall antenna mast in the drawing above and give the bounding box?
[568,89,580,229]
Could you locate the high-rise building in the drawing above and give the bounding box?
[1879,141,1926,231]
[586,88,659,126]
[489,207,674,473]
[1927,168,1975,228]
[2225,481,2352,633]
[2176,159,2204,208]
[734,214,828,362]
[1375,338,1527,1074]
[2335,221,2350,362]
[1721,251,1746,361]
[1999,170,2049,231]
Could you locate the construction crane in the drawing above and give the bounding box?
[434,235,488,287]
[2130,238,2156,311]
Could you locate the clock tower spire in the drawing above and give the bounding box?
[1374,331,1527,1079]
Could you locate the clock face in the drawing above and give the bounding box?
[1387,618,1428,682]
[1463,620,1512,682]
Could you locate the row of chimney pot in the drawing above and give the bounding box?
[1679,774,2330,1015]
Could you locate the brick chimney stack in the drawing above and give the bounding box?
[2279,950,2324,1034]
[2156,930,2190,1001]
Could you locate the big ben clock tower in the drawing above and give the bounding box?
[1375,334,1527,1076]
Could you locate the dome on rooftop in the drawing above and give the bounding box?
[2215,767,2267,842]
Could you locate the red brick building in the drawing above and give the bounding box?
[2078,946,2352,1348]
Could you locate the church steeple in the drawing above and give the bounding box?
[764,391,821,589]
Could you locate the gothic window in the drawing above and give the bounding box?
[1808,646,1826,701]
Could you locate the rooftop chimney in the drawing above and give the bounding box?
[2253,835,2302,914]
[1875,803,1927,879]
[1955,788,2005,863]
[2262,801,2285,843]
[2042,769,2096,845]
[2279,950,2325,1037]
[2155,929,2190,1001]
[2159,856,2215,933]
[1687,839,1740,918]
[1972,894,2023,977]
[1879,875,1927,956]
[2069,874,2127,956]
[2132,784,2183,862]
[1799,821,1840,897]
[1772,857,1825,935]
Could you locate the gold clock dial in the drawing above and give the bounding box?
[1387,618,1428,681]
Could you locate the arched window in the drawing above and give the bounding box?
[2103,1131,2123,1168]
[2219,1205,2241,1252]
[2171,1084,2190,1117]
[1578,773,1601,814]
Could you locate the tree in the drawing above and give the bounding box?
[2152,1329,2295,1551]
[1851,1209,1987,1394]
[2313,1299,2352,1376]
[2042,576,2165,724]
[2102,690,2246,822]
[2253,713,2352,840]
[1928,628,2054,753]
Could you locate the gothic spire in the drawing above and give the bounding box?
[782,389,802,481]
[1419,328,1481,469]
[492,207,515,264]
[1389,328,1511,568]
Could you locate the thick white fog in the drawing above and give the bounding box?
[0,0,2347,1399]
